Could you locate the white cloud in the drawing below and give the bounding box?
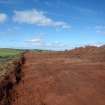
[72,6,96,15]
[95,25,105,35]
[46,41,66,48]
[0,13,7,23]
[25,36,68,50]
[97,30,105,35]
[95,25,105,29]
[13,9,70,29]
[26,36,44,46]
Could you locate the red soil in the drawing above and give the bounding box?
[11,52,105,105]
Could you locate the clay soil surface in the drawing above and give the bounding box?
[12,52,105,105]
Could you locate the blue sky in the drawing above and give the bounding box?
[0,0,105,50]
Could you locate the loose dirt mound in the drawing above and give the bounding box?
[67,46,105,62]
[11,51,105,105]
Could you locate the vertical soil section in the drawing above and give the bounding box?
[0,55,25,105]
[11,52,105,105]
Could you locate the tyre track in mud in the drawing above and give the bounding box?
[11,52,105,105]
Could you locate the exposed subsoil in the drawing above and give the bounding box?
[11,52,105,105]
[0,55,25,105]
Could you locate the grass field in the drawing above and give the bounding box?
[0,48,23,58]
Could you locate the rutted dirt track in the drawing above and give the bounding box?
[12,52,105,105]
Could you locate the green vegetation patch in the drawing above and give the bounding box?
[0,48,24,60]
[0,48,21,57]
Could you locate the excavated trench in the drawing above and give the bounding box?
[1,51,105,105]
[0,55,25,105]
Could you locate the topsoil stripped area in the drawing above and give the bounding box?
[12,52,105,105]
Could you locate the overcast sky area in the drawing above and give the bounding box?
[0,0,105,50]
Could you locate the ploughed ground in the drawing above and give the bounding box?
[11,52,105,105]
